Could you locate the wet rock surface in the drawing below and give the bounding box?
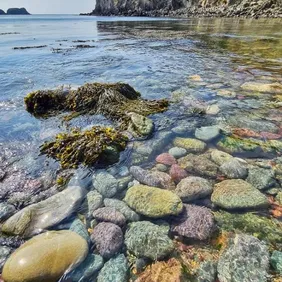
[93,207,126,226]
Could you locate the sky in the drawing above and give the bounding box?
[0,0,96,14]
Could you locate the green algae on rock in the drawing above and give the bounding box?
[214,211,282,244]
[40,126,128,169]
[2,230,88,282]
[124,185,183,218]
[173,137,207,153]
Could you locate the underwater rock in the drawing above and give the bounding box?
[70,254,104,282]
[69,218,90,245]
[2,186,85,238]
[91,222,123,259]
[97,254,129,282]
[83,190,103,218]
[168,147,187,159]
[196,260,217,282]
[175,176,213,202]
[211,179,269,210]
[171,204,215,240]
[125,221,174,260]
[215,211,282,244]
[169,164,188,183]
[156,153,177,166]
[210,149,233,166]
[0,246,11,272]
[2,230,88,282]
[93,171,118,198]
[241,82,282,94]
[217,234,269,282]
[0,203,16,222]
[219,158,248,179]
[40,126,128,169]
[178,154,218,178]
[124,185,183,218]
[195,126,220,142]
[206,104,220,115]
[104,198,140,222]
[246,167,276,190]
[271,251,282,274]
[93,207,126,226]
[173,137,206,153]
[155,163,169,172]
[127,112,154,137]
[130,166,175,190]
[135,258,183,282]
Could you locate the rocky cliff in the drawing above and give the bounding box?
[90,0,282,17]
[6,8,30,15]
[0,9,5,15]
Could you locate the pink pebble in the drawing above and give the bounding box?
[156,153,177,166]
[169,164,188,183]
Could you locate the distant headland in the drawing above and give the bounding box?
[0,8,30,15]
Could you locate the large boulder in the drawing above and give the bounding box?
[171,204,215,240]
[125,221,174,260]
[211,179,269,210]
[2,230,88,282]
[217,234,269,282]
[124,185,183,218]
[175,176,213,202]
[2,186,86,237]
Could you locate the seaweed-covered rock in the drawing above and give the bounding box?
[104,198,140,222]
[71,254,104,282]
[215,211,282,244]
[173,137,206,153]
[93,171,118,198]
[171,204,215,240]
[93,207,126,226]
[211,179,269,210]
[40,126,128,169]
[219,159,248,179]
[271,251,282,274]
[91,222,123,259]
[217,234,269,282]
[246,167,276,190]
[136,258,183,282]
[2,186,85,238]
[2,230,88,282]
[130,166,175,190]
[124,185,183,218]
[97,254,129,282]
[127,112,154,137]
[125,221,174,260]
[175,176,213,202]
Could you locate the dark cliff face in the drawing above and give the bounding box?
[0,9,5,15]
[91,0,282,17]
[6,8,30,15]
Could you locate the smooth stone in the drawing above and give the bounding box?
[175,176,213,202]
[0,246,11,272]
[128,112,154,136]
[125,221,174,260]
[84,191,103,218]
[241,82,282,94]
[2,230,88,282]
[118,166,129,177]
[71,254,104,282]
[246,167,276,190]
[195,126,220,142]
[104,198,140,222]
[124,185,183,218]
[130,166,175,190]
[93,207,126,226]
[169,164,188,183]
[271,251,282,274]
[2,186,86,237]
[171,204,215,240]
[156,153,177,166]
[210,149,233,166]
[206,104,220,115]
[211,179,269,210]
[168,147,187,159]
[155,163,168,172]
[219,159,248,179]
[93,171,118,198]
[69,218,90,245]
[173,137,206,153]
[0,203,16,221]
[91,222,123,259]
[97,254,129,282]
[217,234,269,282]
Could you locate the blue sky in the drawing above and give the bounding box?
[0,0,96,14]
